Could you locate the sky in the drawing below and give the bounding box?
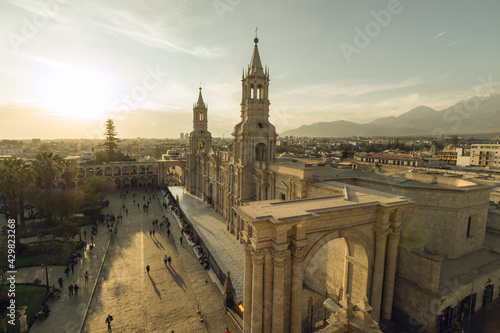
[1,0,500,139]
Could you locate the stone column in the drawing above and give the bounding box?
[272,250,288,333]
[243,245,253,333]
[263,250,274,333]
[290,246,307,333]
[251,250,265,333]
[370,226,390,322]
[382,224,402,320]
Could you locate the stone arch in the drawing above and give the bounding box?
[255,142,267,162]
[104,167,112,177]
[122,166,129,176]
[147,165,154,174]
[130,166,137,175]
[139,166,146,175]
[131,176,138,187]
[113,166,121,176]
[76,168,84,178]
[86,167,94,177]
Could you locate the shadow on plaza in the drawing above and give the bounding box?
[148,274,162,300]
[166,264,186,292]
[150,234,165,250]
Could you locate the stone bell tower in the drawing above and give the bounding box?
[232,36,277,166]
[186,87,211,194]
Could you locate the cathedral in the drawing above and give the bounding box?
[183,36,498,333]
[186,36,299,237]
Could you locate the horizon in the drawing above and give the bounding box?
[1,0,500,140]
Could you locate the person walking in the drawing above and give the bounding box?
[149,230,152,237]
[179,236,183,245]
[84,271,89,286]
[225,328,231,333]
[163,255,168,265]
[74,284,80,296]
[153,229,155,237]
[68,284,74,297]
[167,256,172,266]
[105,314,113,332]
[58,276,63,289]
[167,228,170,237]
[71,263,74,274]
[146,265,150,273]
[64,267,70,277]
[83,229,87,238]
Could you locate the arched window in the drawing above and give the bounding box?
[200,112,204,121]
[255,143,267,162]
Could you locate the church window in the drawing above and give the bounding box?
[258,122,264,129]
[200,112,204,121]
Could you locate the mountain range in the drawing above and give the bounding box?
[280,93,500,138]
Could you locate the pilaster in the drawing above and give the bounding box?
[290,246,308,333]
[382,224,402,320]
[370,226,390,322]
[271,249,288,333]
[251,250,265,333]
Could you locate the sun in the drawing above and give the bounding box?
[42,66,116,119]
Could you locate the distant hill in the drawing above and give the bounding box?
[280,93,500,138]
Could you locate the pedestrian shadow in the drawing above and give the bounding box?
[148,274,162,300]
[151,236,165,250]
[166,265,186,292]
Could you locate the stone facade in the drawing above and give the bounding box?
[182,36,498,333]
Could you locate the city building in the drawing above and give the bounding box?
[470,144,500,169]
[355,153,424,169]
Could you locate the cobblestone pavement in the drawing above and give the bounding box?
[82,188,237,333]
[169,187,244,303]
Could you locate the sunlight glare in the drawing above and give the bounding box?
[42,66,115,119]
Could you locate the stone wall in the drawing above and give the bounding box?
[393,276,439,332]
[397,247,442,293]
[303,238,346,299]
[487,208,500,233]
[346,176,490,259]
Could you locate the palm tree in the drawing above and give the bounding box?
[61,159,77,189]
[33,151,63,189]
[0,158,35,227]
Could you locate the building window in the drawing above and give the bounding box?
[281,193,286,200]
[467,216,472,237]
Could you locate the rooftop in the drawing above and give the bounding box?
[235,181,409,223]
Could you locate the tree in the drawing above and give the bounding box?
[0,158,35,228]
[33,151,63,189]
[102,119,120,161]
[61,159,77,188]
[83,176,116,207]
